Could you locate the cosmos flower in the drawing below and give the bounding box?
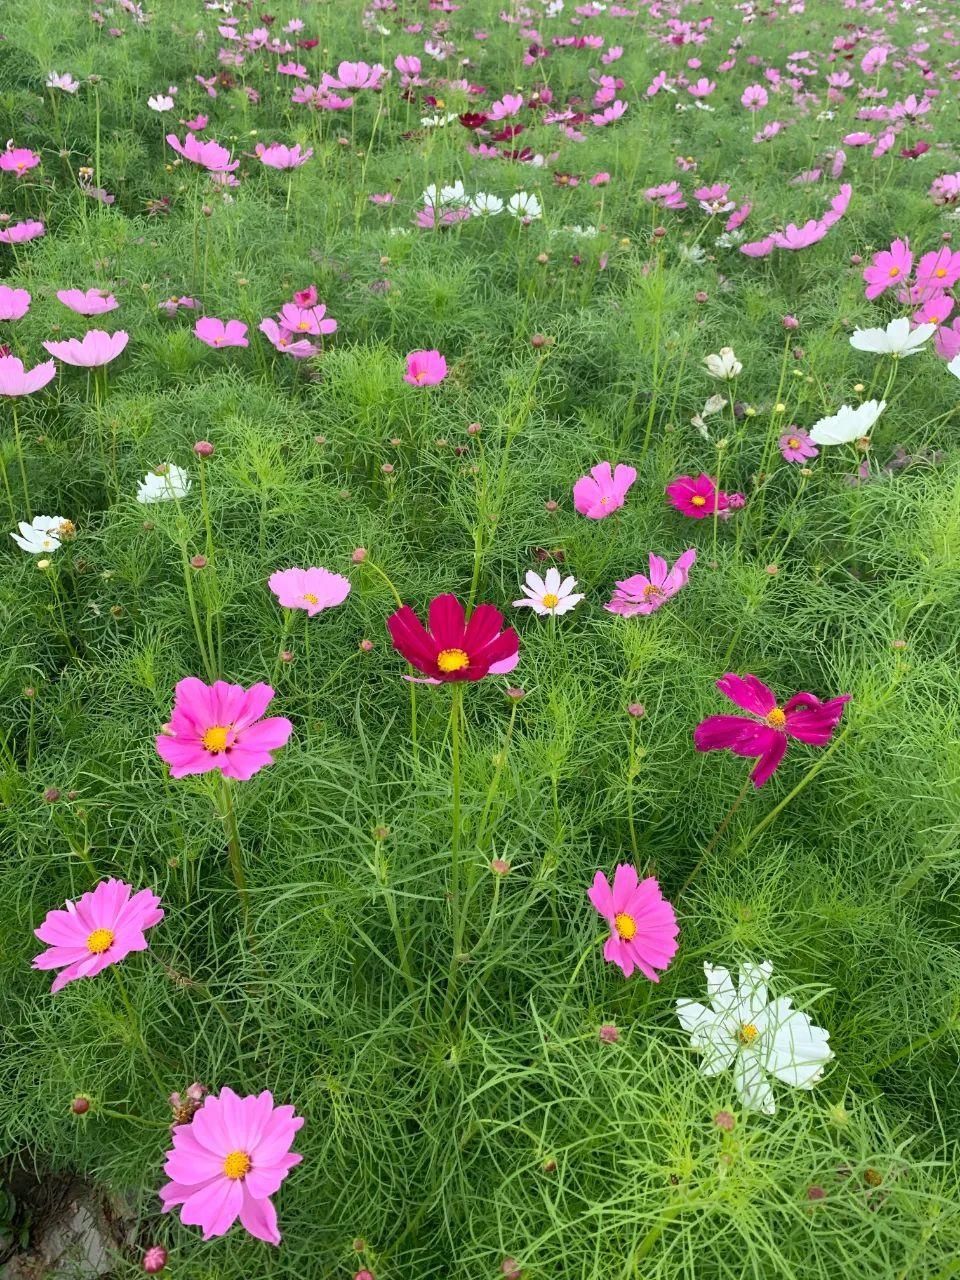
[56,288,119,316]
[0,284,30,320]
[10,515,73,554]
[46,71,81,93]
[166,132,238,172]
[849,317,935,358]
[779,429,818,463]
[513,567,583,616]
[43,329,129,367]
[573,462,637,519]
[808,400,885,446]
[587,864,679,980]
[32,878,163,994]
[507,192,542,220]
[387,594,519,682]
[276,302,337,336]
[404,349,447,386]
[258,318,317,359]
[156,678,294,781]
[693,672,850,788]
[255,142,314,169]
[0,147,41,177]
[194,317,249,348]
[703,347,742,379]
[0,219,45,244]
[677,961,832,1114]
[268,566,351,616]
[0,354,56,395]
[605,549,696,616]
[862,238,912,300]
[665,474,730,519]
[136,463,191,503]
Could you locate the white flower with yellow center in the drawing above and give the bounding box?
[809,398,885,446]
[136,463,191,503]
[677,961,832,1114]
[849,317,935,358]
[513,566,584,617]
[10,515,72,554]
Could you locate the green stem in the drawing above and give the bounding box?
[219,776,254,948]
[11,401,30,517]
[550,936,605,1033]
[113,967,167,1097]
[677,775,752,898]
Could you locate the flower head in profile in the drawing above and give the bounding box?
[255,142,314,170]
[43,329,129,367]
[56,288,119,316]
[704,347,742,379]
[513,567,583,616]
[136,464,191,503]
[588,864,679,980]
[47,71,81,94]
[0,147,41,177]
[573,462,637,519]
[694,672,850,787]
[159,1086,303,1245]
[677,961,832,1114]
[166,132,238,172]
[11,515,73,554]
[605,549,696,616]
[0,219,44,244]
[258,318,317,359]
[0,354,56,395]
[0,285,31,320]
[666,474,729,519]
[194,317,249,348]
[404,349,447,386]
[849,317,935,358]
[809,399,885,446]
[156,678,293,781]
[387,594,519,683]
[268,566,351,616]
[778,429,818,463]
[32,878,163,994]
[507,191,542,220]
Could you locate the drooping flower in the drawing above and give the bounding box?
[587,864,679,980]
[386,594,519,683]
[166,133,238,172]
[404,349,447,386]
[513,567,583,616]
[703,347,742,379]
[255,142,314,169]
[0,354,56,395]
[194,317,249,348]
[10,514,73,554]
[862,238,912,301]
[573,462,637,519]
[808,399,885,446]
[268,566,351,616]
[693,672,850,787]
[43,329,129,367]
[849,317,935,358]
[136,464,191,503]
[605,549,696,617]
[46,71,81,94]
[258,318,317,359]
[778,429,818,463]
[159,1087,303,1245]
[676,961,832,1114]
[665,474,729,519]
[32,878,163,994]
[156,678,293,781]
[56,288,119,316]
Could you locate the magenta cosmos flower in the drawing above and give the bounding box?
[268,566,351,616]
[779,429,818,463]
[32,878,163,994]
[387,594,519,682]
[0,147,41,177]
[588,864,678,980]
[195,316,249,348]
[159,1087,303,1245]
[0,219,44,244]
[404,349,447,386]
[573,461,637,518]
[862,238,912,301]
[605,548,696,616]
[56,288,119,316]
[694,673,851,788]
[255,142,313,169]
[156,678,293,781]
[166,132,238,172]
[666,474,730,519]
[0,354,56,395]
[43,329,128,367]
[0,284,30,320]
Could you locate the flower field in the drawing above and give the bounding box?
[1,0,960,1276]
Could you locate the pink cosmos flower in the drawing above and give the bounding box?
[914,246,960,293]
[156,678,293,781]
[56,288,119,316]
[166,133,238,172]
[0,147,41,177]
[605,549,696,616]
[0,354,56,395]
[573,462,637,519]
[772,219,830,250]
[276,302,337,336]
[779,429,818,463]
[258,318,317,359]
[268,566,351,616]
[323,60,385,90]
[0,284,30,320]
[694,673,851,788]
[934,317,960,362]
[741,84,768,109]
[293,285,317,306]
[159,1087,303,1245]
[666,474,729,519]
[255,142,313,170]
[587,865,679,980]
[644,181,686,211]
[488,93,524,120]
[32,878,163,994]
[913,294,954,327]
[863,238,912,300]
[404,349,447,386]
[0,219,44,244]
[688,77,716,98]
[195,317,249,348]
[43,329,129,367]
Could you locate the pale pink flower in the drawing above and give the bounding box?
[0,284,30,320]
[0,354,56,394]
[255,142,313,170]
[605,549,696,616]
[268,566,351,616]
[573,462,636,519]
[258,318,317,359]
[43,329,129,367]
[0,219,44,243]
[166,133,238,172]
[56,288,119,316]
[276,302,337,336]
[0,147,41,177]
[194,317,249,348]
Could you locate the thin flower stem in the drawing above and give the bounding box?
[174,517,216,681]
[866,998,960,1077]
[112,967,168,1097]
[443,684,466,1015]
[626,716,639,861]
[476,698,519,845]
[677,775,752,898]
[550,935,605,1033]
[219,776,255,951]
[10,401,31,518]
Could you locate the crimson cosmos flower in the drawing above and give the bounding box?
[386,594,519,682]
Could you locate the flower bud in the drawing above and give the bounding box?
[599,1023,619,1044]
[143,1246,168,1273]
[192,440,214,457]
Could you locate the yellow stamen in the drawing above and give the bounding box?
[86,928,114,954]
[691,494,707,507]
[437,648,469,673]
[737,1023,759,1046]
[935,267,947,278]
[765,707,786,729]
[614,912,637,941]
[202,725,231,752]
[787,437,800,449]
[642,584,663,600]
[303,593,319,605]
[888,266,900,277]
[541,592,559,609]
[222,1150,251,1180]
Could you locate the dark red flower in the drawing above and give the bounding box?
[386,594,519,683]
[459,112,488,129]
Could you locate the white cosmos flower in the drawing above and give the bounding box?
[148,94,175,112]
[507,191,542,220]
[703,347,743,379]
[513,567,584,616]
[136,463,191,503]
[420,111,458,128]
[849,316,936,357]
[10,515,72,554]
[469,192,504,216]
[677,961,832,1115]
[809,398,885,445]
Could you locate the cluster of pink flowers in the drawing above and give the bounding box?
[861,237,960,359]
[259,285,337,359]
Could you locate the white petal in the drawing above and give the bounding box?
[524,570,546,595]
[733,1052,776,1114]
[544,566,561,593]
[759,999,832,1088]
[704,963,737,1014]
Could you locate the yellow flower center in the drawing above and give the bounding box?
[888,266,900,277]
[787,437,800,449]
[614,912,637,941]
[202,725,231,752]
[303,593,319,604]
[765,707,786,729]
[737,1023,759,1046]
[541,592,559,609]
[642,584,664,600]
[599,496,609,505]
[691,494,707,507]
[298,320,310,330]
[86,928,114,954]
[222,1150,251,1180]
[437,648,470,673]
[935,267,947,277]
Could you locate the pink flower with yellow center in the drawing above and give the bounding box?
[156,678,293,780]
[32,878,163,993]
[588,864,679,980]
